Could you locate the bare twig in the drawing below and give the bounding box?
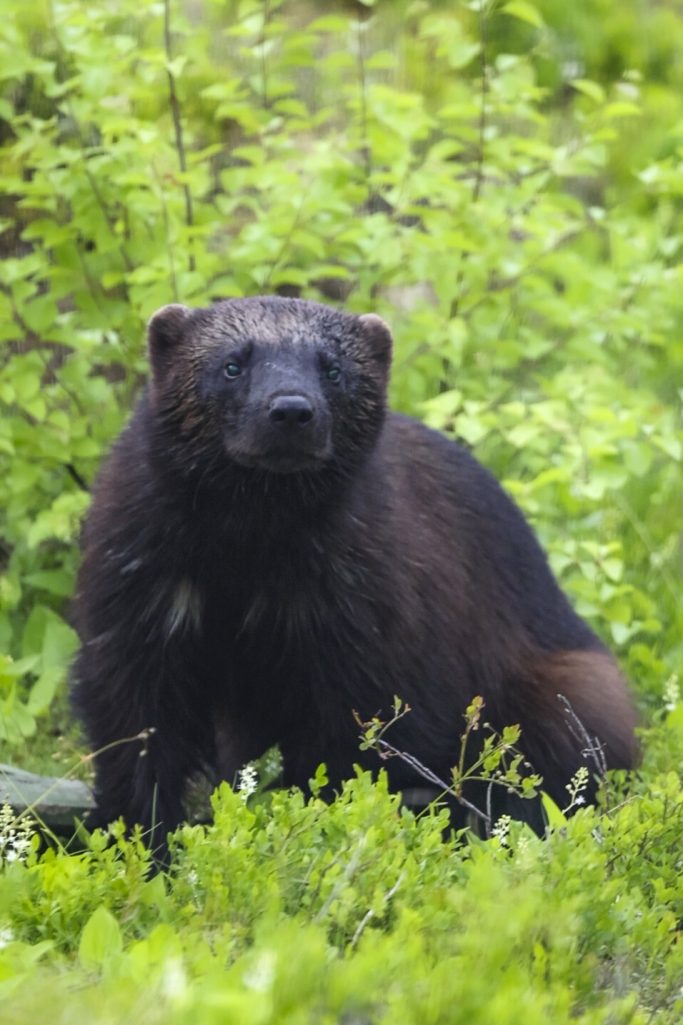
[558,694,608,777]
[44,3,134,275]
[350,872,405,949]
[471,0,489,205]
[151,162,179,301]
[355,14,373,203]
[314,838,367,923]
[163,0,195,274]
[259,0,270,108]
[66,463,90,492]
[80,158,134,272]
[373,735,490,828]
[450,0,490,321]
[262,190,308,290]
[485,781,494,837]
[355,699,544,836]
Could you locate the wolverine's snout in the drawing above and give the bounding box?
[268,394,315,427]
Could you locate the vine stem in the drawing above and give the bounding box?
[471,0,489,204]
[449,0,489,320]
[259,0,270,108]
[46,0,133,276]
[355,14,373,204]
[152,162,179,301]
[163,0,195,274]
[374,737,490,829]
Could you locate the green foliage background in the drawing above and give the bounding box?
[0,0,682,1018]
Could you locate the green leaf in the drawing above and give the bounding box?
[309,763,329,796]
[23,570,74,597]
[78,907,123,970]
[26,667,62,714]
[502,1,544,28]
[541,792,567,829]
[308,16,351,35]
[571,79,606,104]
[653,434,682,461]
[41,615,78,672]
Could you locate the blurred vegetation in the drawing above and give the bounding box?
[0,0,681,748]
[1,772,683,1021]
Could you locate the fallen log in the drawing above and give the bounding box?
[0,763,94,834]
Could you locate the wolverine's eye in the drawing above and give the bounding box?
[224,362,242,379]
[326,366,342,383]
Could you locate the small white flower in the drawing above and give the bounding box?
[663,674,680,713]
[244,951,276,993]
[0,804,33,867]
[564,765,590,813]
[237,763,258,801]
[492,814,512,847]
[0,803,14,835]
[161,957,188,1000]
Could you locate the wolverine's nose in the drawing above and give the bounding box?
[268,395,314,426]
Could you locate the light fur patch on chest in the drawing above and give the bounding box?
[166,578,203,637]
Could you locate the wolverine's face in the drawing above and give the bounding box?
[146,297,392,478]
[195,330,340,473]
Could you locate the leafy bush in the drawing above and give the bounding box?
[1,772,683,1022]
[0,0,680,745]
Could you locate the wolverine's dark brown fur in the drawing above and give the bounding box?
[71,297,637,851]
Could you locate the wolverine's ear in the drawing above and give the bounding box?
[147,304,191,384]
[358,313,393,367]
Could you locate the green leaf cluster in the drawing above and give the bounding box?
[1,771,683,1021]
[1,0,681,745]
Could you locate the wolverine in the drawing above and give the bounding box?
[72,297,637,851]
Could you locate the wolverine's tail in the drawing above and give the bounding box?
[508,649,638,811]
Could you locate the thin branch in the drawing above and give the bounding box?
[151,162,179,301]
[457,227,583,320]
[75,244,106,312]
[614,493,679,609]
[485,782,493,837]
[259,0,270,108]
[355,15,373,203]
[35,350,86,416]
[66,463,90,492]
[558,695,608,778]
[1,286,40,347]
[262,191,308,290]
[163,0,195,274]
[449,0,490,321]
[45,1,134,276]
[79,157,134,272]
[374,737,490,827]
[313,839,367,923]
[350,872,405,949]
[472,0,489,205]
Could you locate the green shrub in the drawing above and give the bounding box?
[0,0,680,745]
[1,772,683,1022]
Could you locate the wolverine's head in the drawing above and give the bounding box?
[146,296,393,478]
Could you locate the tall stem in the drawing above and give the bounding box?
[260,0,270,108]
[449,0,489,320]
[356,15,372,203]
[163,0,195,274]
